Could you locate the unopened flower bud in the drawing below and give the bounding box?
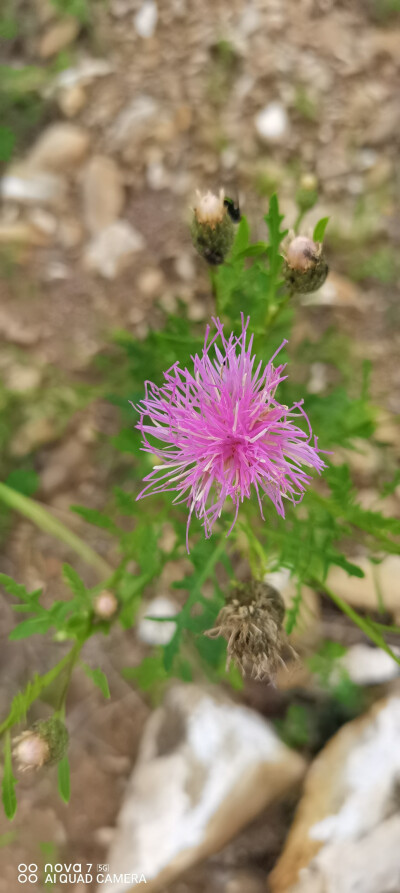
[283,235,328,293]
[206,581,286,680]
[13,717,68,771]
[93,590,119,620]
[191,189,235,265]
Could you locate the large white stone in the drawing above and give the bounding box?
[255,102,289,144]
[83,220,145,279]
[100,685,305,892]
[270,696,400,893]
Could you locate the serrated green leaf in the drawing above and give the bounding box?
[9,616,52,641]
[0,574,41,602]
[230,215,250,259]
[81,663,110,698]
[57,757,70,804]
[0,652,72,735]
[313,216,330,242]
[62,564,87,602]
[2,734,17,820]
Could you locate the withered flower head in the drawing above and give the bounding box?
[206,580,286,681]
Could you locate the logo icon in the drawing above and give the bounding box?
[18,864,38,884]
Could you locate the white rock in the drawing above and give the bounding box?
[4,365,42,393]
[1,168,67,207]
[48,58,114,94]
[110,96,158,150]
[83,220,145,279]
[255,102,289,144]
[82,155,124,235]
[137,596,178,646]
[100,685,305,893]
[270,697,400,893]
[28,123,91,171]
[134,0,158,38]
[336,644,400,686]
[174,252,196,282]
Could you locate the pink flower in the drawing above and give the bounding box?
[135,315,325,549]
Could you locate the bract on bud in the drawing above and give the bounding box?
[13,717,68,771]
[283,234,328,293]
[191,189,235,265]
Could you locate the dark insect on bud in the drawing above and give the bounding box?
[283,235,328,294]
[13,717,69,771]
[191,189,235,265]
[206,581,286,681]
[223,196,242,223]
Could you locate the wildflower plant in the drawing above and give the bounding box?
[0,192,399,819]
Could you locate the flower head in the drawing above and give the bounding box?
[206,580,286,680]
[283,233,328,293]
[194,189,226,227]
[135,315,325,548]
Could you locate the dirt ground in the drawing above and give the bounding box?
[1,0,400,890]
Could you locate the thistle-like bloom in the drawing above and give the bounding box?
[135,315,325,548]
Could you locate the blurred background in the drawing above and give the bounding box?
[1,0,400,891]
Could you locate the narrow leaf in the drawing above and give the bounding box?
[57,757,70,804]
[62,564,87,602]
[313,216,330,242]
[2,734,17,820]
[9,616,52,641]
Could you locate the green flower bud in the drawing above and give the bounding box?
[191,189,235,265]
[206,580,286,680]
[283,235,328,293]
[13,717,68,771]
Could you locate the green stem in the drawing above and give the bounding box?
[265,289,293,331]
[0,483,113,579]
[312,577,400,667]
[55,640,84,718]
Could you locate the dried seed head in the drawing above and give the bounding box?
[13,717,68,771]
[191,188,235,265]
[206,581,286,680]
[93,590,119,620]
[283,234,328,293]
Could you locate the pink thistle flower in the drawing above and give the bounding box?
[135,315,325,549]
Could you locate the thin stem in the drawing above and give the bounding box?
[0,483,113,579]
[56,640,85,718]
[265,289,293,331]
[312,577,400,667]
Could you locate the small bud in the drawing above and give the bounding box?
[283,234,328,293]
[206,581,286,680]
[13,717,68,771]
[93,590,119,620]
[191,188,235,265]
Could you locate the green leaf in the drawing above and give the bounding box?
[123,653,168,690]
[62,564,88,603]
[0,652,72,735]
[9,616,52,641]
[2,734,17,820]
[81,664,110,699]
[230,216,250,259]
[70,506,119,536]
[0,574,41,602]
[313,216,330,242]
[57,757,70,804]
[5,470,39,497]
[0,126,15,162]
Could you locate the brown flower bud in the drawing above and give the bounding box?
[206,581,286,680]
